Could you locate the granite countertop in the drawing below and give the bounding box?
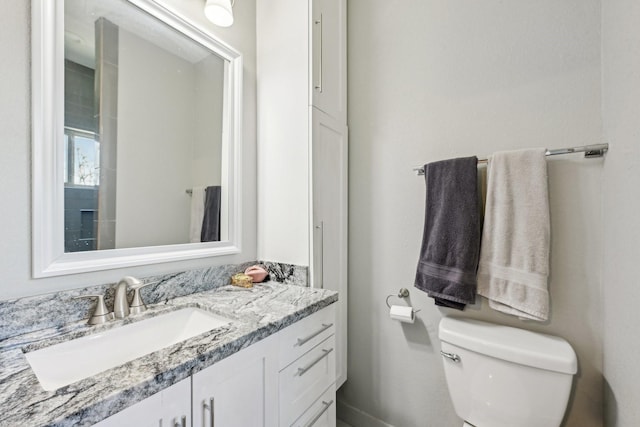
[0,281,337,427]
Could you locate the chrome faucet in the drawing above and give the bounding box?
[77,276,156,324]
[113,276,141,319]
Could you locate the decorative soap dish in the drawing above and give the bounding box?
[231,273,253,288]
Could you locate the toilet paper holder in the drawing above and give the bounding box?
[385,288,421,313]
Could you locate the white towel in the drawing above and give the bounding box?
[189,186,206,243]
[477,149,551,321]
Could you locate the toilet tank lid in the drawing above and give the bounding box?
[438,317,578,375]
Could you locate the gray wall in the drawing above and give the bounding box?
[64,60,96,132]
[341,1,604,426]
[0,0,257,300]
[602,0,640,425]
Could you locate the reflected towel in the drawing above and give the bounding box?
[477,149,551,321]
[189,186,206,243]
[201,186,221,242]
[414,156,481,310]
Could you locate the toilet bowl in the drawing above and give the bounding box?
[438,317,577,427]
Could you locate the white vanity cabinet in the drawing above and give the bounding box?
[92,304,336,427]
[257,0,348,389]
[93,377,191,427]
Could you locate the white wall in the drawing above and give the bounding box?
[341,1,604,426]
[193,55,224,187]
[117,28,195,248]
[0,0,257,300]
[602,1,640,426]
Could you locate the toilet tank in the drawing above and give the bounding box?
[438,317,577,427]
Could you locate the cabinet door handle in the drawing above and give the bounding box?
[314,222,324,289]
[173,415,186,427]
[314,14,323,93]
[440,350,461,363]
[303,400,334,427]
[296,323,333,347]
[203,397,215,427]
[297,348,333,376]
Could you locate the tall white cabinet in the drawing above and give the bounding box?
[311,0,347,123]
[257,0,348,388]
[311,109,347,387]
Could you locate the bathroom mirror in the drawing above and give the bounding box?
[32,0,243,277]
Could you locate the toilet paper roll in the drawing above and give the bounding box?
[389,305,415,324]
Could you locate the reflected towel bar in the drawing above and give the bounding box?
[413,143,609,176]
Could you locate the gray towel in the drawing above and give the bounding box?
[201,186,221,242]
[414,156,481,310]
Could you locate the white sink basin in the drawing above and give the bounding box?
[25,307,231,391]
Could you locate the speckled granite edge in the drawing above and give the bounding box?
[0,262,308,341]
[0,281,336,427]
[260,261,309,286]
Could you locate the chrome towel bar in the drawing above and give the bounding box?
[414,143,609,175]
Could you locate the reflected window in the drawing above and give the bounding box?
[64,127,100,252]
[64,128,100,186]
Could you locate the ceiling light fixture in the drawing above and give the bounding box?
[204,0,235,27]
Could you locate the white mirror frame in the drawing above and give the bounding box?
[32,0,243,278]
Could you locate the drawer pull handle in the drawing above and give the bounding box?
[203,397,215,427]
[296,323,333,347]
[173,415,186,427]
[297,348,333,376]
[440,350,461,363]
[303,399,334,427]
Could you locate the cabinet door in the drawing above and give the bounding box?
[92,378,190,427]
[311,108,348,388]
[159,377,192,427]
[311,0,346,122]
[192,337,277,427]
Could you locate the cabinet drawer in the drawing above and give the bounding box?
[279,335,336,427]
[291,384,336,427]
[279,304,336,370]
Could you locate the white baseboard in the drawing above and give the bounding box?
[336,399,395,427]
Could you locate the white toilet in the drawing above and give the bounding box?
[438,317,577,427]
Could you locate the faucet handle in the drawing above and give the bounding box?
[129,281,158,315]
[73,294,113,325]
